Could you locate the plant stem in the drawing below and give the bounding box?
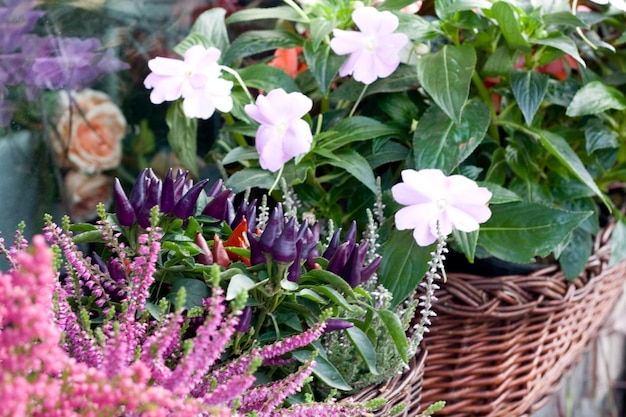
[348,84,369,118]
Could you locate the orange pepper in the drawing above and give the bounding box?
[224,218,251,266]
[268,47,308,79]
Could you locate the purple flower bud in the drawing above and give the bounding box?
[324,319,354,333]
[272,217,297,263]
[160,169,175,214]
[326,242,350,275]
[201,189,232,222]
[235,306,253,333]
[258,205,284,254]
[287,240,303,282]
[322,228,342,259]
[129,168,149,214]
[137,177,161,228]
[361,255,382,284]
[113,178,135,227]
[173,179,209,220]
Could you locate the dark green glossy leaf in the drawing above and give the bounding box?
[510,70,549,126]
[175,8,229,55]
[166,278,210,310]
[396,13,442,42]
[222,30,302,67]
[71,229,105,244]
[225,6,303,24]
[313,286,361,313]
[585,119,619,153]
[299,269,355,297]
[482,44,514,77]
[238,64,300,93]
[366,141,410,169]
[222,146,258,165]
[534,129,610,207]
[452,229,478,263]
[413,100,490,173]
[416,44,476,124]
[309,17,335,50]
[303,41,343,96]
[435,0,492,19]
[316,149,377,193]
[610,219,626,266]
[478,202,592,263]
[558,228,592,280]
[376,309,409,363]
[479,182,522,204]
[317,116,404,151]
[292,350,352,391]
[532,35,585,67]
[226,168,276,193]
[491,1,530,51]
[566,81,626,117]
[378,229,433,307]
[345,326,379,375]
[542,11,586,28]
[166,101,198,176]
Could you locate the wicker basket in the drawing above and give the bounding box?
[419,223,626,416]
[345,348,426,416]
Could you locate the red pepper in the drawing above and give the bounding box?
[212,234,231,267]
[225,218,251,266]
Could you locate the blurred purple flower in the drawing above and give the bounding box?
[244,88,313,172]
[0,0,44,53]
[392,169,492,246]
[144,45,234,119]
[330,6,408,85]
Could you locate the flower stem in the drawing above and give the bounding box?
[220,65,255,104]
[348,84,369,118]
[282,0,310,24]
[268,165,285,195]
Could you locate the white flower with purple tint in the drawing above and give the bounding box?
[392,169,492,246]
[330,6,409,85]
[244,88,313,173]
[143,45,233,119]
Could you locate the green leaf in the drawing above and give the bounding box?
[542,11,586,28]
[166,101,198,176]
[478,202,593,263]
[316,149,377,193]
[222,30,302,67]
[317,116,404,152]
[585,119,619,153]
[309,17,335,50]
[313,286,361,313]
[378,229,432,307]
[510,70,549,126]
[566,81,626,117]
[175,8,229,55]
[166,278,211,310]
[452,229,478,263]
[610,219,626,266]
[297,288,328,304]
[345,326,379,375]
[299,269,356,298]
[416,44,477,124]
[226,168,276,193]
[532,34,585,67]
[479,181,522,204]
[558,228,592,280]
[292,350,352,391]
[491,1,530,51]
[71,230,105,244]
[366,141,410,169]
[225,274,256,300]
[222,146,258,165]
[225,6,303,24]
[238,64,300,93]
[413,100,489,173]
[376,309,409,363]
[435,0,492,19]
[303,41,344,96]
[534,129,610,207]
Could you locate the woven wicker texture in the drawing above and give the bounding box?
[419,224,626,417]
[346,349,426,416]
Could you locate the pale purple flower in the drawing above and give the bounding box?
[244,88,313,172]
[330,6,409,85]
[392,169,492,246]
[144,45,233,119]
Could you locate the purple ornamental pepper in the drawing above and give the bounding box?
[113,178,135,227]
[160,169,176,214]
[173,178,209,220]
[272,217,298,263]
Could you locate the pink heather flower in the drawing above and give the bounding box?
[244,88,313,172]
[144,45,234,119]
[330,6,409,85]
[392,169,492,246]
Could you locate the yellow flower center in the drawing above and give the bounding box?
[364,37,377,52]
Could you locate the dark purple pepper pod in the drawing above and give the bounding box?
[137,178,161,228]
[360,255,382,284]
[235,306,253,333]
[340,246,363,288]
[201,188,232,222]
[355,241,369,269]
[322,228,342,260]
[231,199,250,229]
[296,219,309,243]
[172,170,189,201]
[258,206,284,254]
[206,178,224,199]
[344,221,357,246]
[107,258,126,285]
[326,242,350,275]
[324,318,354,333]
[129,168,149,215]
[160,169,175,214]
[246,201,257,235]
[287,240,304,282]
[225,196,236,226]
[113,178,136,226]
[272,217,298,263]
[91,252,108,273]
[173,179,209,220]
[247,235,265,266]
